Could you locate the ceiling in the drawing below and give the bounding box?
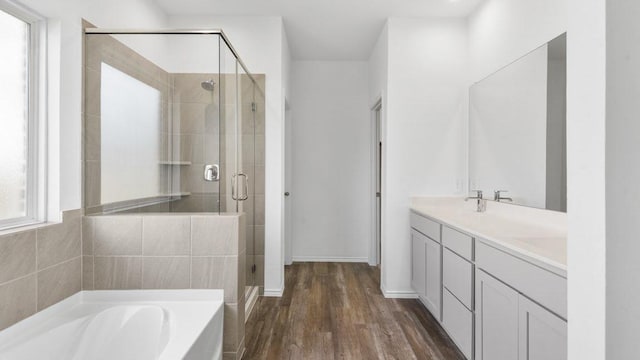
[154,0,483,61]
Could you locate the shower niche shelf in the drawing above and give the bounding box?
[159,161,192,166]
[162,192,191,197]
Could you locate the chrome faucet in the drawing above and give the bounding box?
[465,190,487,212]
[493,190,513,202]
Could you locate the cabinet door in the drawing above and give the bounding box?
[518,295,567,360]
[476,270,519,360]
[411,230,426,298]
[424,236,442,319]
[443,289,473,359]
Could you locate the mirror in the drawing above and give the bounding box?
[469,33,566,212]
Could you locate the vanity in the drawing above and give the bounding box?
[410,197,567,360]
[410,31,569,360]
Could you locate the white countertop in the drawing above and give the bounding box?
[410,197,567,276]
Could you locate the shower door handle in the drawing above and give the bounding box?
[238,173,249,201]
[231,173,249,201]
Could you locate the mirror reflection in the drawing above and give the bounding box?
[469,33,566,211]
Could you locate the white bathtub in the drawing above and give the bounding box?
[0,290,224,360]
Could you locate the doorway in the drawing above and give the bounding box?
[372,100,382,266]
[284,100,293,265]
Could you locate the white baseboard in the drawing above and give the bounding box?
[380,282,419,299]
[263,288,284,297]
[292,256,369,263]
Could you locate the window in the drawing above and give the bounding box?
[100,63,162,204]
[0,1,45,230]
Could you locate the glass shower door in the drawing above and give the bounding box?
[219,42,238,213]
[169,34,222,213]
[238,66,256,297]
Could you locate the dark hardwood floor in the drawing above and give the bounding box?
[244,262,464,359]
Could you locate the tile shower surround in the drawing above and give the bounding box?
[83,32,265,294]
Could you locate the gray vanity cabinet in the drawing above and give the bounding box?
[410,210,567,360]
[410,228,442,319]
[475,270,567,360]
[424,234,442,317]
[475,247,567,360]
[441,227,475,359]
[518,295,567,360]
[475,270,519,360]
[410,213,442,321]
[411,229,427,299]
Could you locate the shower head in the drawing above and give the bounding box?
[201,79,215,91]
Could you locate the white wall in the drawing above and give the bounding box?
[567,0,605,358]
[604,0,640,358]
[468,0,568,82]
[367,23,388,266]
[290,61,371,262]
[168,15,289,296]
[368,23,388,106]
[381,18,468,296]
[17,0,168,221]
[282,27,292,101]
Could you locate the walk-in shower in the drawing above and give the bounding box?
[82,29,265,304]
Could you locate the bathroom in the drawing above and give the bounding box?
[0,0,636,359]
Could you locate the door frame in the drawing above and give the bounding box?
[370,97,383,266]
[284,98,293,266]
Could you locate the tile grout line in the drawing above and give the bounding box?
[36,256,80,274]
[92,255,193,258]
[80,214,84,291]
[91,218,96,290]
[140,216,144,288]
[189,216,193,289]
[0,272,36,289]
[34,228,39,312]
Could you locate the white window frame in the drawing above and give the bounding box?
[0,0,47,230]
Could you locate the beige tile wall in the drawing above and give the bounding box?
[82,213,246,359]
[168,73,222,213]
[0,210,82,331]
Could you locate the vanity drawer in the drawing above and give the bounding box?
[443,248,474,310]
[443,226,473,260]
[443,288,474,360]
[476,241,567,320]
[410,212,440,242]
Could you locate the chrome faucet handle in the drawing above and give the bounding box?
[465,190,483,201]
[494,190,513,202]
[465,190,487,212]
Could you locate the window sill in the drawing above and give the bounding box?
[0,220,60,237]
